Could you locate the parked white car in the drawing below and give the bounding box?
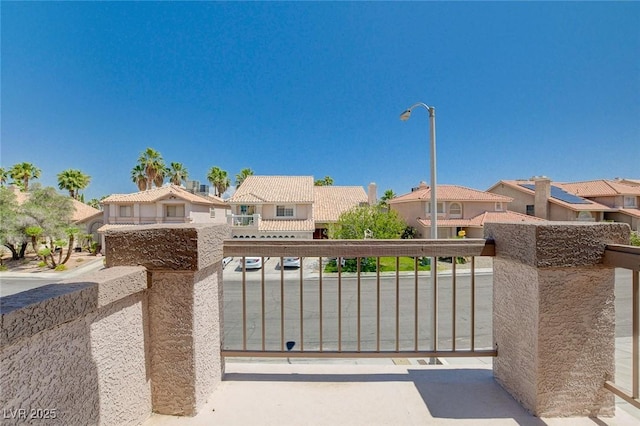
[223,257,233,268]
[282,257,301,268]
[244,257,263,270]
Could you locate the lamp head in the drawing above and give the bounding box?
[399,109,412,121]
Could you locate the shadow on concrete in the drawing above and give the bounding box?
[223,367,545,424]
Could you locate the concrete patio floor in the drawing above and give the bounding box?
[145,359,639,426]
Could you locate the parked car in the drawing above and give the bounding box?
[244,257,263,270]
[282,257,301,268]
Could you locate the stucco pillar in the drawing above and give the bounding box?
[105,223,231,416]
[485,222,630,417]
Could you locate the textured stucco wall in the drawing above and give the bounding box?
[486,222,629,417]
[0,267,151,426]
[105,223,229,416]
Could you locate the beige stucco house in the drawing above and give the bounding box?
[227,175,368,239]
[487,178,623,225]
[557,179,640,231]
[71,198,103,245]
[98,185,229,250]
[389,182,544,239]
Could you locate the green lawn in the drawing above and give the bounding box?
[378,257,431,272]
[324,257,431,273]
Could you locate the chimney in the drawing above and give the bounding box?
[533,176,551,220]
[368,182,377,205]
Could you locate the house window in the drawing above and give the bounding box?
[276,205,294,217]
[449,203,462,217]
[119,205,133,217]
[210,208,216,218]
[426,203,444,214]
[495,202,504,211]
[526,205,535,216]
[577,211,593,221]
[624,196,637,208]
[166,204,185,218]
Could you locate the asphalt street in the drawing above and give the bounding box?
[222,258,635,352]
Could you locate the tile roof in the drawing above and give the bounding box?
[8,185,102,223]
[418,210,546,228]
[71,199,102,223]
[619,208,640,219]
[492,180,613,212]
[227,176,314,204]
[259,218,315,232]
[101,185,226,206]
[313,186,368,222]
[390,183,512,203]
[557,180,640,197]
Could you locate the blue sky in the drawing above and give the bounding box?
[2,2,638,201]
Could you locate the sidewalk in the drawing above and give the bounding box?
[0,257,105,297]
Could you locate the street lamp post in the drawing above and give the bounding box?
[400,103,437,240]
[401,102,438,351]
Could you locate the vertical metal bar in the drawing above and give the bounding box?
[300,258,304,352]
[338,257,342,352]
[376,257,381,352]
[261,256,265,352]
[319,256,323,352]
[396,257,400,352]
[357,257,361,352]
[280,256,284,352]
[433,257,438,352]
[471,256,476,351]
[414,257,419,352]
[242,256,247,351]
[452,259,457,351]
[633,270,639,399]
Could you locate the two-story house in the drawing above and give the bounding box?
[227,176,368,239]
[487,178,616,223]
[556,179,640,231]
[99,185,229,250]
[389,182,543,239]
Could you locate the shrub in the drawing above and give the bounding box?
[54,264,67,272]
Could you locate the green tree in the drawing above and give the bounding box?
[25,226,43,255]
[168,162,189,186]
[328,205,407,240]
[39,226,79,269]
[57,168,91,199]
[379,189,396,208]
[0,187,28,260]
[0,167,7,187]
[314,176,334,186]
[9,162,41,191]
[207,166,231,197]
[235,168,254,188]
[131,164,148,191]
[87,198,102,210]
[136,147,165,190]
[631,231,640,247]
[23,185,74,239]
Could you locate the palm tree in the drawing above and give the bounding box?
[207,166,231,197]
[168,162,189,186]
[314,176,334,186]
[137,148,165,190]
[57,169,91,199]
[0,168,7,187]
[235,168,254,188]
[9,162,41,191]
[154,166,167,188]
[379,189,397,208]
[131,164,148,191]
